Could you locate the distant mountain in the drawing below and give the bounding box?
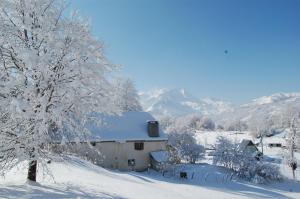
[139,88,233,118]
[244,93,300,107]
[221,92,300,123]
[140,89,300,123]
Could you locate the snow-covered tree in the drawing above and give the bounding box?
[159,116,176,130]
[249,116,273,156]
[112,77,142,112]
[225,120,248,132]
[0,0,119,182]
[168,132,205,164]
[199,117,215,130]
[282,106,300,180]
[161,114,215,134]
[213,136,237,170]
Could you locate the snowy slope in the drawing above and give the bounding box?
[139,88,232,118]
[1,157,300,199]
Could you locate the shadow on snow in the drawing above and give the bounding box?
[0,183,127,199]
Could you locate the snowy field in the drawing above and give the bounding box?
[0,156,300,199]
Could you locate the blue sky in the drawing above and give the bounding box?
[70,0,300,103]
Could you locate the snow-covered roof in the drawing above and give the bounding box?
[150,150,169,162]
[87,111,167,142]
[237,139,258,152]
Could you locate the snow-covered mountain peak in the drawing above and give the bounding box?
[139,88,232,118]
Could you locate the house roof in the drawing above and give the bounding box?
[237,139,258,152]
[87,111,167,142]
[150,150,169,163]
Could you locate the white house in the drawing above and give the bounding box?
[56,112,168,171]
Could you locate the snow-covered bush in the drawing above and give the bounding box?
[160,116,176,131]
[168,132,205,164]
[235,155,282,184]
[213,136,238,170]
[182,141,205,164]
[245,162,282,184]
[213,136,282,184]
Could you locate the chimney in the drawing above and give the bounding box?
[147,121,159,137]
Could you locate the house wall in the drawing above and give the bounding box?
[55,140,167,171]
[95,141,167,171]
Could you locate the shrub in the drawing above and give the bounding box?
[168,132,205,164]
[213,136,282,184]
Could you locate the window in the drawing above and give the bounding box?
[128,159,135,166]
[134,142,144,150]
[90,142,96,146]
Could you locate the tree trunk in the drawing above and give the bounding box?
[292,169,295,180]
[27,160,37,182]
[291,120,296,180]
[260,136,264,156]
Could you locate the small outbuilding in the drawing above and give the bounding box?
[237,139,262,158]
[150,150,170,171]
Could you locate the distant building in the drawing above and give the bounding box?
[237,139,262,159]
[54,112,168,171]
[268,143,282,148]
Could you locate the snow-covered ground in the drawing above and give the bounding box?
[196,131,300,180]
[0,131,299,199]
[0,156,300,199]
